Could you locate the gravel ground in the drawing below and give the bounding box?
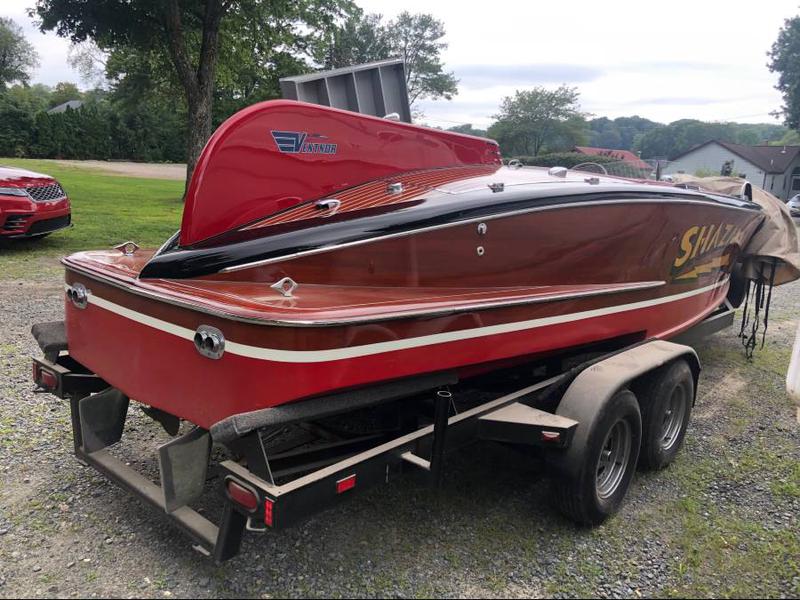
[1,275,799,598]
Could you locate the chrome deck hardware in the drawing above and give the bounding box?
[314,198,341,216]
[488,182,504,193]
[114,241,140,256]
[387,182,404,194]
[271,277,298,298]
[548,166,568,178]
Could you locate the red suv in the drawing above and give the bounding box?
[0,165,72,239]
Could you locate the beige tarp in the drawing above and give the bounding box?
[672,175,800,286]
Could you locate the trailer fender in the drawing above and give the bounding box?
[551,340,699,474]
[210,371,457,445]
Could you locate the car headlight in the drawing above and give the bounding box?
[0,187,29,197]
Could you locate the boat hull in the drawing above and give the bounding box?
[63,197,763,429]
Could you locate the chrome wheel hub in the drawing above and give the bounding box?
[660,386,687,451]
[596,419,632,499]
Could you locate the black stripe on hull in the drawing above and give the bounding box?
[140,189,760,280]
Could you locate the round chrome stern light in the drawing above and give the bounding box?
[194,325,225,360]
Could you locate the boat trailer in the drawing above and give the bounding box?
[30,305,733,562]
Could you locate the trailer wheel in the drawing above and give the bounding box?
[551,390,641,525]
[637,360,694,471]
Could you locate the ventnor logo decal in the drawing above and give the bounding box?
[271,130,337,155]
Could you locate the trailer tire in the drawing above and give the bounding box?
[637,360,693,471]
[551,389,641,525]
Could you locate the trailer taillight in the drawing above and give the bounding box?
[541,431,561,443]
[264,499,274,527]
[226,479,258,511]
[33,363,57,390]
[336,474,356,494]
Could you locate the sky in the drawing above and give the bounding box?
[4,0,798,129]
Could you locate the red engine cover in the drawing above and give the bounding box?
[180,100,501,247]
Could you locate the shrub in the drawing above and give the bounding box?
[510,152,620,169]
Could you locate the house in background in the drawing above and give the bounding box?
[47,100,84,115]
[668,140,800,200]
[573,146,651,170]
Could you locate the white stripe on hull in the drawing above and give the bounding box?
[71,279,728,364]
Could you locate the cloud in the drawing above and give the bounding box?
[624,94,770,106]
[449,61,749,91]
[5,2,84,87]
[629,96,731,106]
[617,61,734,73]
[453,63,604,89]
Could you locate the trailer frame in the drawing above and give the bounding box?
[30,303,733,562]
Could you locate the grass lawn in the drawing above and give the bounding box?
[0,158,183,280]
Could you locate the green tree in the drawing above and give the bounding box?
[588,115,661,150]
[772,129,800,145]
[30,111,55,157]
[589,117,623,149]
[67,40,108,88]
[389,12,457,104]
[48,81,83,107]
[318,10,457,106]
[488,86,587,156]
[0,76,191,161]
[769,15,800,130]
[447,123,487,138]
[4,83,51,113]
[0,17,40,88]
[318,10,391,69]
[33,0,353,192]
[736,130,759,146]
[613,116,661,149]
[0,97,34,155]
[634,119,788,159]
[511,152,621,170]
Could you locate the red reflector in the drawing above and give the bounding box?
[38,368,57,390]
[336,474,356,494]
[226,480,258,511]
[264,499,274,527]
[541,431,561,443]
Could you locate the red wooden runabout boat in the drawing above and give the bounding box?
[60,100,767,433]
[35,98,800,559]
